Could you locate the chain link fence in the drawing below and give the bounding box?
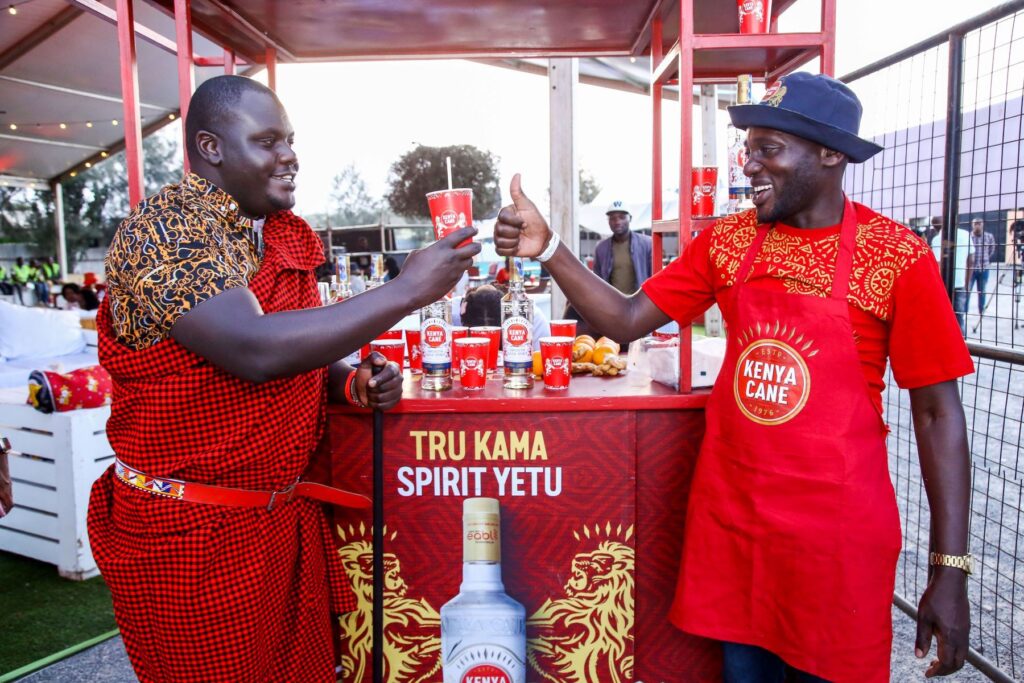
[843,3,1024,681]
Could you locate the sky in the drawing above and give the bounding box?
[261,0,1008,220]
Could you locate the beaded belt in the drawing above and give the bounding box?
[114,458,370,510]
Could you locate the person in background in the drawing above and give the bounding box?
[456,284,550,351]
[384,256,401,281]
[29,258,50,307]
[43,256,61,284]
[930,217,972,336]
[593,200,653,295]
[1010,219,1024,295]
[88,75,477,683]
[495,72,972,683]
[0,263,12,297]
[968,217,996,318]
[10,257,30,305]
[60,283,100,311]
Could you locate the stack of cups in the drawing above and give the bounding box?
[548,319,577,339]
[364,329,403,361]
[691,167,718,217]
[539,337,574,391]
[404,328,422,375]
[370,338,406,370]
[455,337,490,390]
[737,0,771,33]
[469,326,501,378]
[450,326,469,379]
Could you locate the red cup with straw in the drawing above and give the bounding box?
[426,156,473,247]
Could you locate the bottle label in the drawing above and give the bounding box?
[421,317,452,372]
[464,514,500,562]
[502,316,532,367]
[443,644,525,683]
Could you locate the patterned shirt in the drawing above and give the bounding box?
[105,174,263,350]
[643,204,974,414]
[970,230,996,271]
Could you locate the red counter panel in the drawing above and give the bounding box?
[322,377,719,682]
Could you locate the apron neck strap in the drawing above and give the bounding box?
[734,196,859,303]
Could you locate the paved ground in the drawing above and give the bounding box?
[14,612,1001,683]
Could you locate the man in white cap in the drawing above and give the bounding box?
[593,199,653,294]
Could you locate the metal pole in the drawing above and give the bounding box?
[173,0,194,175]
[651,16,664,273]
[51,180,67,279]
[372,368,384,683]
[940,33,965,300]
[678,0,694,394]
[548,58,579,320]
[115,0,144,208]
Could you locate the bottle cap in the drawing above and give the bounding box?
[464,497,499,515]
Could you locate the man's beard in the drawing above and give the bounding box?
[756,160,821,225]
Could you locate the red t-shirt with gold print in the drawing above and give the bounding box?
[642,203,974,416]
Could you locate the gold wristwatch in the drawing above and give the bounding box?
[929,552,974,575]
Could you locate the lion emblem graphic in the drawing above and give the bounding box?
[527,530,635,683]
[762,84,787,108]
[337,526,440,683]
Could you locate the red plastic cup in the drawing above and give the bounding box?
[455,337,489,390]
[469,326,501,376]
[737,0,771,33]
[539,336,573,391]
[450,326,469,379]
[548,319,577,339]
[362,329,403,361]
[404,328,422,374]
[691,166,718,217]
[370,339,406,369]
[426,188,473,247]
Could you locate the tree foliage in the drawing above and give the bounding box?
[0,131,183,268]
[579,168,601,205]
[328,164,382,226]
[385,144,501,220]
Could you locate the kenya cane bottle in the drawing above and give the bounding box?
[332,254,362,366]
[420,297,453,391]
[441,498,526,682]
[501,258,533,389]
[727,74,754,214]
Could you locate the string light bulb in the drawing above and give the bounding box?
[629,56,637,63]
[59,123,67,129]
[111,119,118,126]
[168,113,176,120]
[86,121,93,128]
[8,6,17,15]
[84,162,92,168]
[100,151,108,158]
[69,171,77,177]
[8,123,15,131]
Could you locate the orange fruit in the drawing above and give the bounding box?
[592,346,615,366]
[572,344,594,363]
[596,337,620,354]
[532,350,543,377]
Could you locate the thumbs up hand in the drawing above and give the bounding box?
[493,174,552,258]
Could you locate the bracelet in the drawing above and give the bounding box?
[535,231,561,263]
[344,372,365,408]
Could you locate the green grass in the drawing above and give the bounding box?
[0,552,117,675]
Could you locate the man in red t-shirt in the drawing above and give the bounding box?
[494,72,972,683]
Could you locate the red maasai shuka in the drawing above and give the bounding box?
[88,210,355,683]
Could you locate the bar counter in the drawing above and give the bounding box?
[321,373,721,681]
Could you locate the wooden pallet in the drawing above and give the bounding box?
[0,404,113,580]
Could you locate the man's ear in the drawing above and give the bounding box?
[821,147,846,169]
[195,130,223,166]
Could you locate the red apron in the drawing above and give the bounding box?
[670,199,901,682]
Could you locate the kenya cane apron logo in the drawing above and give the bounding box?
[733,336,812,426]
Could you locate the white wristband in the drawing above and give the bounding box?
[535,231,561,263]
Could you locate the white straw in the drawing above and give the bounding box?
[446,156,453,190]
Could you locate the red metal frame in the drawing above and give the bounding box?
[174,0,195,175]
[649,0,837,394]
[265,47,277,91]
[116,0,144,208]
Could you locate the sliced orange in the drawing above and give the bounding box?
[574,334,596,349]
[532,350,544,377]
[572,344,594,363]
[595,337,621,354]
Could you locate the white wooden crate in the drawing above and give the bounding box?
[0,403,113,579]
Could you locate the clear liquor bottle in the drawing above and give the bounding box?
[420,297,453,391]
[332,254,361,365]
[727,74,754,214]
[441,498,526,683]
[501,258,533,390]
[367,253,385,288]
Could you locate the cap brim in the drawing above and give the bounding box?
[728,104,884,163]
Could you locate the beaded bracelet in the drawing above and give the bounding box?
[344,372,366,408]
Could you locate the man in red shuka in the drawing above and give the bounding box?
[493,72,972,683]
[89,75,479,682]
